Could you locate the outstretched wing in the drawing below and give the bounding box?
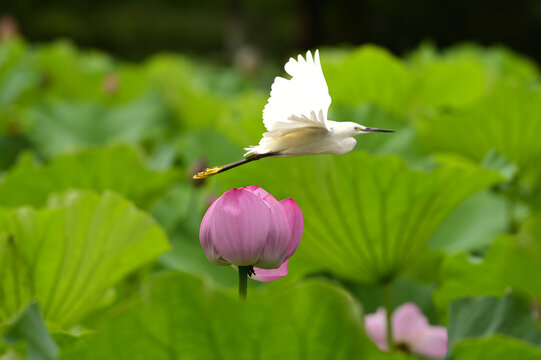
[263,50,331,132]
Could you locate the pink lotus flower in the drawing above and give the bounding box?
[364,302,448,358]
[200,185,303,282]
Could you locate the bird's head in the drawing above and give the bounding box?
[340,122,395,137]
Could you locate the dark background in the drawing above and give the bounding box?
[3,0,541,63]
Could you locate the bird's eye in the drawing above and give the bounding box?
[354,126,362,131]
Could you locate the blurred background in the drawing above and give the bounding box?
[2,1,541,359]
[4,0,541,63]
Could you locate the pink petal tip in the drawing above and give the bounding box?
[251,260,289,282]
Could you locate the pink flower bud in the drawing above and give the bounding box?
[364,302,448,358]
[200,185,303,281]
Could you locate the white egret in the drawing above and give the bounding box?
[193,49,393,179]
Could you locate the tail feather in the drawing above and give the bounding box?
[192,153,278,179]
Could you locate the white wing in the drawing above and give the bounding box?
[263,50,331,132]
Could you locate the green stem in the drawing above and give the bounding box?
[238,266,249,300]
[383,282,394,352]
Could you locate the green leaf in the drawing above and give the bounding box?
[0,144,178,209]
[408,43,540,87]
[412,58,486,108]
[31,39,154,105]
[434,217,541,313]
[59,272,383,360]
[441,43,540,85]
[20,93,168,158]
[0,37,30,100]
[0,38,39,149]
[2,302,58,360]
[448,293,541,354]
[219,152,501,284]
[0,37,39,112]
[323,46,415,114]
[417,82,541,171]
[453,335,541,360]
[0,190,170,328]
[34,40,113,101]
[429,190,507,253]
[146,54,227,130]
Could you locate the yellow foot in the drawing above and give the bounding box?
[193,167,222,179]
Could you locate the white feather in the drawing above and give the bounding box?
[245,50,332,155]
[263,50,331,132]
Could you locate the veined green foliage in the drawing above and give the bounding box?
[434,217,541,314]
[0,144,178,209]
[220,152,501,284]
[417,82,541,171]
[0,190,170,328]
[322,45,415,115]
[59,272,385,360]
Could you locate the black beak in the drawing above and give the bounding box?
[363,127,395,133]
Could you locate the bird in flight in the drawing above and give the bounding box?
[193,49,394,179]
